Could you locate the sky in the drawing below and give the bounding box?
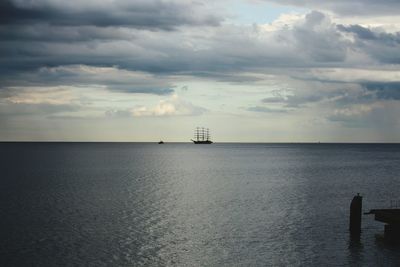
[1,0,400,142]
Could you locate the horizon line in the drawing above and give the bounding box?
[1,141,399,144]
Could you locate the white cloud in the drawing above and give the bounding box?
[4,87,77,105]
[106,94,206,117]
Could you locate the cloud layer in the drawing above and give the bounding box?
[0,0,222,29]
[0,0,399,141]
[260,0,400,16]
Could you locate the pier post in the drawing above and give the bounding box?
[349,194,362,236]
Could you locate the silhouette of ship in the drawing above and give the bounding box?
[191,127,213,144]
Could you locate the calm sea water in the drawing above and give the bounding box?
[1,143,400,266]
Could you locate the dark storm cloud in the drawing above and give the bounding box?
[337,25,377,40]
[260,80,400,110]
[0,0,222,30]
[0,9,361,91]
[261,0,400,16]
[0,65,174,96]
[338,24,400,44]
[337,24,400,63]
[361,81,400,100]
[0,0,220,83]
[0,25,136,42]
[0,10,347,76]
[0,3,399,103]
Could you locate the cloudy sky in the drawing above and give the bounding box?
[1,0,400,142]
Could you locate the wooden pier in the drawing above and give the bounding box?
[349,194,400,241]
[365,209,400,239]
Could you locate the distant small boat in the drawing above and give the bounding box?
[191,127,213,144]
[158,140,164,144]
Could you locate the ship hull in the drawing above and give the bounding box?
[192,140,213,144]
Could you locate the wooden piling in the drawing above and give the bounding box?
[350,194,362,236]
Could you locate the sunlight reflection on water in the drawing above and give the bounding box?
[1,143,400,266]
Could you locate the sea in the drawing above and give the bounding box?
[1,142,400,266]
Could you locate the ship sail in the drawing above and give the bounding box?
[191,127,213,144]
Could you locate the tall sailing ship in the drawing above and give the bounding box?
[191,127,213,144]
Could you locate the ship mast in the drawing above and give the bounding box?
[195,127,200,142]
